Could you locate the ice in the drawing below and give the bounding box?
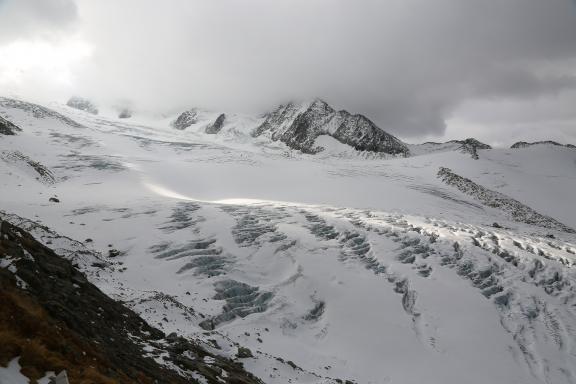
[2,97,576,384]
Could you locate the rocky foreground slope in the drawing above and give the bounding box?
[0,219,262,384]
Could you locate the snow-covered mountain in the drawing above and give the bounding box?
[167,99,495,160]
[511,140,576,149]
[408,138,492,159]
[252,99,409,156]
[1,96,576,384]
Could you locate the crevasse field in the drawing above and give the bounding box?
[1,98,576,384]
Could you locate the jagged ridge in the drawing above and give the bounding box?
[0,97,84,129]
[438,167,574,233]
[252,99,409,155]
[511,141,575,149]
[0,116,21,135]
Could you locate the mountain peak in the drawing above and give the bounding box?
[511,140,575,149]
[447,138,491,149]
[308,97,332,109]
[66,96,98,115]
[254,99,409,156]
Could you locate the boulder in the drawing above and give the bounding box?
[118,109,132,119]
[172,110,198,130]
[205,113,226,134]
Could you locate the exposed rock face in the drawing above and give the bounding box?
[438,167,574,233]
[511,140,575,149]
[118,109,132,119]
[0,97,84,128]
[0,219,263,384]
[411,138,491,159]
[253,99,409,156]
[448,138,491,150]
[0,151,55,184]
[0,116,21,135]
[448,138,491,160]
[172,110,198,130]
[66,97,98,115]
[205,113,226,134]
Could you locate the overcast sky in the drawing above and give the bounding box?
[0,0,575,145]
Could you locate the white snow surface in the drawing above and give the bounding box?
[1,99,576,384]
[0,358,29,384]
[0,358,54,384]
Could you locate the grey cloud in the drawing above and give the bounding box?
[471,71,576,101]
[0,0,78,42]
[4,0,576,141]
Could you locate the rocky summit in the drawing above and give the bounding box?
[252,99,410,155]
[448,138,491,159]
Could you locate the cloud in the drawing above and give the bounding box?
[0,0,78,42]
[444,88,576,147]
[2,0,576,142]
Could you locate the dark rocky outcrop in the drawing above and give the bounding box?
[511,141,575,149]
[253,99,409,156]
[0,116,21,135]
[0,219,263,384]
[236,347,253,358]
[0,151,55,184]
[448,138,491,150]
[438,167,574,233]
[172,110,198,130]
[411,138,491,159]
[66,97,98,115]
[0,97,84,128]
[205,113,226,134]
[448,138,491,160]
[118,109,132,119]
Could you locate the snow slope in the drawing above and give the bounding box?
[1,97,576,384]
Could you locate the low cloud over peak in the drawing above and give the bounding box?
[1,0,576,142]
